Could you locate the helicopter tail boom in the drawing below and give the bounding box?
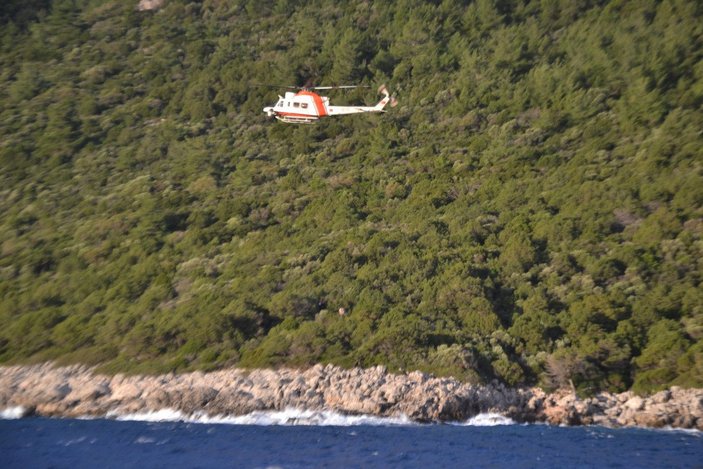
[327,85,395,116]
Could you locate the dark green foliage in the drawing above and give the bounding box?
[0,0,701,393]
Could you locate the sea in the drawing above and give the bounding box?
[1,407,701,468]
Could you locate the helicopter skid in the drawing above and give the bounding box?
[275,114,319,124]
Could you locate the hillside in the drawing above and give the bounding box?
[0,0,701,394]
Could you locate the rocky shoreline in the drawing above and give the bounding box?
[1,363,701,430]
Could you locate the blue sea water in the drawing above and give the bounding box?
[1,410,701,469]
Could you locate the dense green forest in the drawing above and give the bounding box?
[1,0,701,395]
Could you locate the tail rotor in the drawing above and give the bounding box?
[377,84,398,108]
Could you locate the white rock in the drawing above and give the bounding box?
[625,396,645,411]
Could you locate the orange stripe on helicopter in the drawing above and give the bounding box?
[296,91,328,117]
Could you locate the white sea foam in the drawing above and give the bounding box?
[457,413,516,426]
[110,408,520,427]
[0,406,27,419]
[109,408,188,422]
[206,408,414,427]
[653,426,702,436]
[110,407,414,427]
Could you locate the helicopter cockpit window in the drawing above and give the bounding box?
[276,100,283,107]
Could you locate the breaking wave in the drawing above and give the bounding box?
[109,407,414,426]
[109,408,521,427]
[456,413,516,426]
[0,406,27,419]
[4,405,519,427]
[652,426,702,436]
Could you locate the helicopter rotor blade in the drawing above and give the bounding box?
[250,84,300,90]
[251,83,374,92]
[308,85,370,90]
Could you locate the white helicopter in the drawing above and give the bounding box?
[263,84,397,124]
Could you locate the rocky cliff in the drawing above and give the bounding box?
[1,364,701,429]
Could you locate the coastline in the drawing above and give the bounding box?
[1,363,700,430]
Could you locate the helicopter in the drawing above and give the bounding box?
[263,84,397,124]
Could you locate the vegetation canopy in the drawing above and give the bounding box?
[1,0,701,395]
